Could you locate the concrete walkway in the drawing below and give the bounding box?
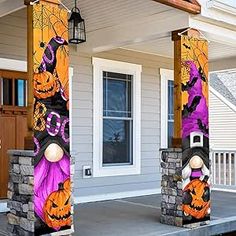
[0,191,236,236]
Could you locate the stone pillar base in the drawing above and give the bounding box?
[160,148,183,227]
[7,150,34,236]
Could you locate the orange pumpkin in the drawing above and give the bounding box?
[63,178,71,192]
[183,178,210,219]
[43,179,72,229]
[33,71,60,99]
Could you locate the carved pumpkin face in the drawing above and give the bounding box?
[183,178,210,219]
[34,71,59,99]
[43,179,71,229]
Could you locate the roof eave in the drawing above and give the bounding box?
[152,0,201,14]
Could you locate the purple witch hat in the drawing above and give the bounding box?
[38,36,68,74]
[182,61,209,139]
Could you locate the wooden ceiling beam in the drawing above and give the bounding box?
[152,0,201,14]
[24,0,59,5]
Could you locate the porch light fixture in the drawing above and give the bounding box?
[68,0,86,44]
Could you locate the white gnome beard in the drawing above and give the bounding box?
[202,163,210,176]
[182,163,192,180]
[182,163,192,189]
[199,164,210,183]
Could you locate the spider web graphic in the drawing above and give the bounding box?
[33,4,69,70]
[181,36,208,84]
[175,35,209,137]
[32,3,69,97]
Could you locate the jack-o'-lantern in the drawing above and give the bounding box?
[43,179,71,229]
[63,178,71,192]
[33,71,60,99]
[183,177,210,219]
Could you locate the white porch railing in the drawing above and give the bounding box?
[211,149,236,187]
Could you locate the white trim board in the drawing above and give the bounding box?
[0,58,27,71]
[207,0,236,16]
[74,188,161,204]
[160,68,174,149]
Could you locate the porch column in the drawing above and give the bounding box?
[160,29,210,227]
[25,0,73,234]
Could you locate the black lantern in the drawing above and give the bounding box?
[69,0,86,44]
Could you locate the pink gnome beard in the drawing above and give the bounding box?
[34,154,70,229]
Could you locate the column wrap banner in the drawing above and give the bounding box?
[180,35,210,225]
[32,2,72,234]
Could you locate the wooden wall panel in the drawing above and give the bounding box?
[16,115,28,149]
[0,116,16,198]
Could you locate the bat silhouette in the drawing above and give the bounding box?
[197,119,209,134]
[182,76,198,91]
[183,43,191,50]
[182,96,201,118]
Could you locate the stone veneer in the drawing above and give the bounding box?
[7,150,75,236]
[160,148,183,227]
[7,150,34,236]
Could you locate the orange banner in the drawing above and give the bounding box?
[180,35,210,226]
[32,2,72,234]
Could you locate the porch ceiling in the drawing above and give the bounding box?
[122,36,236,61]
[0,0,24,17]
[63,0,172,33]
[1,0,189,54]
[64,0,189,53]
[1,0,235,64]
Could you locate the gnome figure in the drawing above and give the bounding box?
[182,147,210,189]
[34,36,71,231]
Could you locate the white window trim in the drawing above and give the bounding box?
[160,68,174,149]
[92,57,142,177]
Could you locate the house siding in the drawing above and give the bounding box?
[72,49,173,198]
[0,9,174,199]
[0,11,27,61]
[209,90,236,149]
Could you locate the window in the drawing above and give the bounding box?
[93,58,141,177]
[103,71,133,165]
[15,79,27,107]
[168,80,174,147]
[2,78,13,105]
[160,69,174,148]
[0,72,27,107]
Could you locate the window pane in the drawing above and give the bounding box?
[168,80,174,147]
[2,78,13,105]
[103,71,132,118]
[15,79,26,106]
[168,80,174,120]
[168,121,174,148]
[103,119,133,165]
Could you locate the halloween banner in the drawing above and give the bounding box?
[32,1,72,234]
[180,35,210,225]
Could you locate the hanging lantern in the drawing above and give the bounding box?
[68,0,86,44]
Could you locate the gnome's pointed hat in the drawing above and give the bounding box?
[38,36,68,74]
